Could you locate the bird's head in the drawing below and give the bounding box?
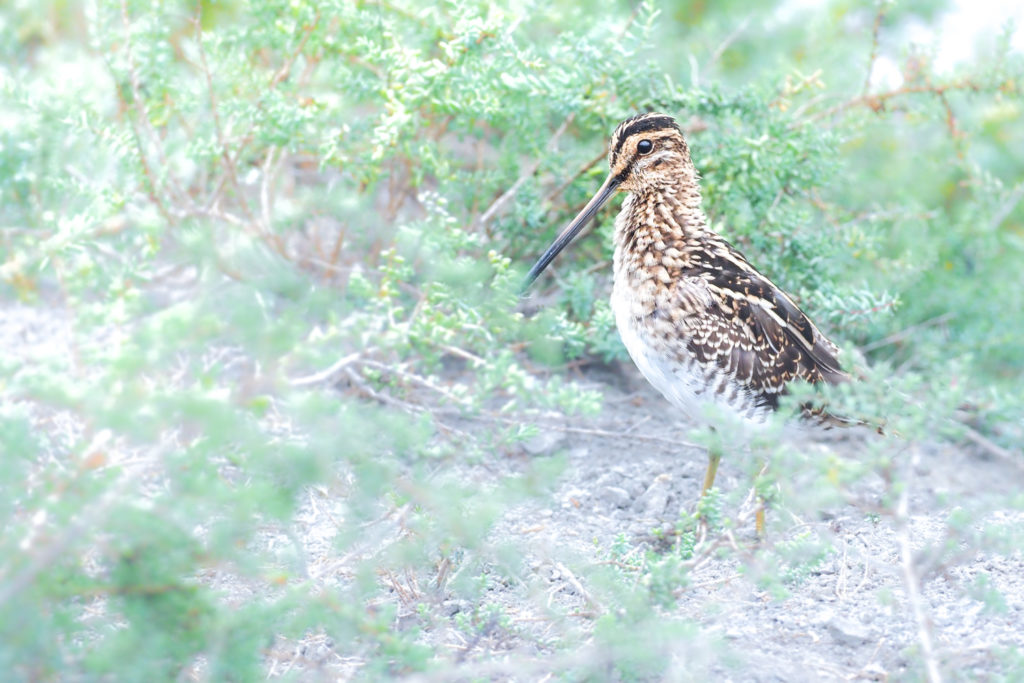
[522,112,693,291]
[606,112,693,192]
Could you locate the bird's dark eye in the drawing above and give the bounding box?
[637,139,654,155]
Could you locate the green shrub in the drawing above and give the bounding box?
[1,0,1022,679]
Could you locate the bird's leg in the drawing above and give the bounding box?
[701,451,721,497]
[696,444,723,538]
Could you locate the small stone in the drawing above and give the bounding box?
[811,608,834,624]
[634,473,672,519]
[521,430,567,455]
[861,662,887,680]
[826,615,873,646]
[594,471,625,489]
[442,599,468,616]
[627,522,649,537]
[567,446,589,459]
[600,486,632,509]
[624,479,647,497]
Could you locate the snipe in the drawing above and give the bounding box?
[523,112,849,533]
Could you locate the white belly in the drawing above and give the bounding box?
[609,283,766,427]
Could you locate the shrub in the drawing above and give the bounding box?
[1,0,1021,679]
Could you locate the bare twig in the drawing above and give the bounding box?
[987,181,1024,233]
[862,4,886,96]
[437,344,486,367]
[896,445,943,683]
[960,424,1024,470]
[707,18,750,71]
[807,78,982,124]
[116,0,190,224]
[343,367,424,413]
[540,149,608,207]
[440,408,702,451]
[835,300,898,318]
[260,145,280,233]
[861,313,954,352]
[788,92,829,121]
[553,561,603,612]
[270,11,321,88]
[194,13,258,226]
[361,359,472,407]
[473,112,577,231]
[934,87,963,144]
[289,352,362,387]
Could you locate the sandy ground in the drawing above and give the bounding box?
[270,360,1024,681]
[7,299,1024,681]
[439,368,1024,680]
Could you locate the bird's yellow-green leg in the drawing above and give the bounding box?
[701,451,721,497]
[696,450,722,536]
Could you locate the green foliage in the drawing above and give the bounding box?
[756,530,835,594]
[2,0,1023,679]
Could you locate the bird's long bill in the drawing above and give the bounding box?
[521,175,621,292]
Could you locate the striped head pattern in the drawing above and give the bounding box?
[607,112,695,192]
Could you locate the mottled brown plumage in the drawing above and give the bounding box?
[526,112,847,425]
[523,113,849,520]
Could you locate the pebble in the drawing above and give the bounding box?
[442,599,469,616]
[861,662,887,680]
[634,473,672,519]
[521,430,567,455]
[600,485,632,509]
[826,615,874,646]
[594,470,625,489]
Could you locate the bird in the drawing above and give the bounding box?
[522,112,850,534]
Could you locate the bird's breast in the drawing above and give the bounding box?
[610,208,769,426]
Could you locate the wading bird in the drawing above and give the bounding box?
[522,113,849,533]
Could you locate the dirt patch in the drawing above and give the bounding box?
[390,367,1024,680]
[7,298,1023,681]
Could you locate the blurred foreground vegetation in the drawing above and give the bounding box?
[1,0,1023,679]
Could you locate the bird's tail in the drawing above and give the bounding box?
[800,402,887,435]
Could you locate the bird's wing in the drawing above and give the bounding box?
[676,250,847,407]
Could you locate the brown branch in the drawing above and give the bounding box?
[270,11,321,88]
[807,79,981,124]
[541,148,608,208]
[862,4,886,97]
[116,0,188,224]
[960,424,1024,470]
[935,89,963,148]
[472,111,577,231]
[193,10,257,225]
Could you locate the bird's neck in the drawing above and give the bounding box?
[614,179,711,261]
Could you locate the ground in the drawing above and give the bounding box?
[278,361,1024,681]
[504,372,1023,679]
[7,299,1023,681]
